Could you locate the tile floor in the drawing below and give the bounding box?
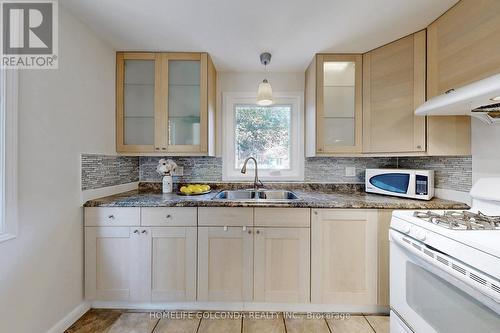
[65,310,389,333]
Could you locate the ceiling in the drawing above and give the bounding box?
[62,0,458,72]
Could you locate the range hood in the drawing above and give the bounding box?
[415,73,500,124]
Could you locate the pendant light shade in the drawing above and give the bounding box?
[257,79,273,106]
[257,52,273,105]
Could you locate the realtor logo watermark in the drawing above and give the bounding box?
[1,0,58,69]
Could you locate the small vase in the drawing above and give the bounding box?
[162,175,173,194]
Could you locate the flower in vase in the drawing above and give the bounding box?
[156,159,177,176]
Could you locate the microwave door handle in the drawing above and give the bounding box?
[390,230,500,303]
[408,173,416,196]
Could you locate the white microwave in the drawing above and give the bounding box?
[365,169,434,200]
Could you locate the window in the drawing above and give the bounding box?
[223,93,303,181]
[0,68,18,243]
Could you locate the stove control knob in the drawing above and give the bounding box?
[400,224,411,234]
[393,221,411,234]
[414,229,427,241]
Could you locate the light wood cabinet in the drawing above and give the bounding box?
[85,207,389,308]
[85,226,197,303]
[85,227,150,302]
[198,207,253,227]
[197,226,254,302]
[377,210,392,306]
[254,227,310,303]
[306,54,363,155]
[141,207,197,227]
[362,31,426,153]
[425,0,500,155]
[85,208,197,303]
[116,52,216,155]
[150,227,197,302]
[311,209,378,305]
[197,208,311,304]
[84,207,140,227]
[254,208,310,227]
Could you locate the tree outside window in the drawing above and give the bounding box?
[234,105,291,170]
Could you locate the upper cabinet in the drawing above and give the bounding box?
[306,54,363,156]
[427,0,500,98]
[363,31,426,153]
[116,52,216,155]
[425,0,500,155]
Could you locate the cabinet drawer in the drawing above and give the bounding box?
[84,207,140,227]
[141,207,197,227]
[198,207,253,226]
[254,208,310,227]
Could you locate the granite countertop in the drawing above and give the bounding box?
[84,183,469,210]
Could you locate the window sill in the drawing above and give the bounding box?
[0,233,16,244]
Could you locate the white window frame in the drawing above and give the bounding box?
[0,68,18,243]
[222,92,304,181]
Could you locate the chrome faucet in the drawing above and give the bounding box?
[241,157,264,190]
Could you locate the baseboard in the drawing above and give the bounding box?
[46,302,90,333]
[90,301,389,314]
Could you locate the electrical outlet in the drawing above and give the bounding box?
[345,166,356,177]
[173,166,184,176]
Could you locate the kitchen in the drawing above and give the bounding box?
[0,0,499,332]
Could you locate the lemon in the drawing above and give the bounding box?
[201,185,210,192]
[192,187,203,194]
[180,186,189,193]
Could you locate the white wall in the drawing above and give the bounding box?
[216,72,304,155]
[0,7,115,333]
[471,118,500,184]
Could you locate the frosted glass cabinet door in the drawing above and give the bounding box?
[316,54,362,153]
[116,53,160,153]
[165,54,207,153]
[124,60,155,145]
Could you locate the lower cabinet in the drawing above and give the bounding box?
[85,227,151,302]
[85,207,389,308]
[150,227,197,302]
[377,210,392,306]
[85,225,197,302]
[311,209,378,305]
[197,209,311,303]
[197,226,254,302]
[254,227,310,303]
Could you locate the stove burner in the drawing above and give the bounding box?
[413,211,500,230]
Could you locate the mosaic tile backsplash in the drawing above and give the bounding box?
[305,157,397,183]
[81,154,139,190]
[81,154,472,192]
[398,156,472,192]
[139,156,223,183]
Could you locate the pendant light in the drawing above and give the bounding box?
[257,52,273,106]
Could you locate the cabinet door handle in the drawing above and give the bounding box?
[155,147,160,150]
[256,230,261,235]
[161,148,167,150]
[141,230,147,234]
[108,215,115,219]
[165,214,172,219]
[133,229,139,234]
[248,230,252,234]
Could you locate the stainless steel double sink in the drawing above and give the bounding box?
[213,189,299,202]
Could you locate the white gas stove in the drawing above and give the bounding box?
[389,178,500,333]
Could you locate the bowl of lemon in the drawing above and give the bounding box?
[178,184,211,196]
